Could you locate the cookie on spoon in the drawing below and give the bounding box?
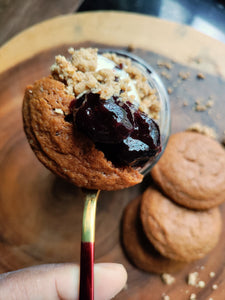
[23,48,162,191]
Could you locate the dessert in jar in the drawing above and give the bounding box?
[23,48,170,189]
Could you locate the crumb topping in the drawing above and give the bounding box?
[69,47,97,72]
[51,48,160,119]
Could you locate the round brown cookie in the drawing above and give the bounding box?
[141,187,222,262]
[122,196,185,273]
[22,77,143,190]
[151,131,225,209]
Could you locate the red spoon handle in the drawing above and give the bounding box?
[79,241,95,300]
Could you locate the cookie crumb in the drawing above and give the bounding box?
[183,100,188,106]
[197,280,205,288]
[161,71,171,80]
[157,60,173,70]
[206,100,214,108]
[187,123,217,139]
[209,272,215,278]
[161,273,176,285]
[162,294,170,300]
[194,97,214,112]
[195,103,207,112]
[196,72,205,79]
[179,71,190,80]
[187,272,199,286]
[167,87,173,94]
[212,284,218,290]
[190,293,197,300]
[127,44,135,52]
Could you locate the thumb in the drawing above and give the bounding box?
[0,263,127,300]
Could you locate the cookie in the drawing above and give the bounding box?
[122,196,185,273]
[22,77,143,191]
[151,131,225,209]
[141,187,222,262]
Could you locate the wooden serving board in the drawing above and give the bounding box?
[0,12,225,299]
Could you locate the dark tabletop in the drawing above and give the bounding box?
[79,0,225,43]
[1,0,225,46]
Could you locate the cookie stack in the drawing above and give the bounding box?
[122,131,225,273]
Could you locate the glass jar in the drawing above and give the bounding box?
[100,49,171,175]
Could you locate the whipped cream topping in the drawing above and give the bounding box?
[96,55,140,106]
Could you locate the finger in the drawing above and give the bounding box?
[94,263,127,300]
[0,263,127,300]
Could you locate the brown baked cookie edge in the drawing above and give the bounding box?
[151,131,225,210]
[140,187,222,262]
[122,196,185,273]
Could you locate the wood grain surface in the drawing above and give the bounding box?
[0,0,83,46]
[0,12,225,300]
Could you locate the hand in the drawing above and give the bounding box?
[0,263,127,300]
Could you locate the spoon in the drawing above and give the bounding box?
[78,49,170,300]
[79,189,100,300]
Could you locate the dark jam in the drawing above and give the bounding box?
[71,93,161,168]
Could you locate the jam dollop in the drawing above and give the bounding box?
[72,93,161,167]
